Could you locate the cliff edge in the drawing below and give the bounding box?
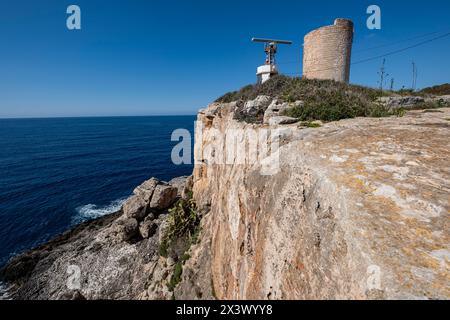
[1,96,449,300]
[177,100,449,300]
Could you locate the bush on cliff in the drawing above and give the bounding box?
[216,75,383,105]
[217,76,450,123]
[420,83,450,96]
[159,195,200,258]
[217,75,394,122]
[165,197,200,244]
[159,195,201,292]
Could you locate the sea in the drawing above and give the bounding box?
[0,116,195,268]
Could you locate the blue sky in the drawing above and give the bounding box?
[1,0,449,118]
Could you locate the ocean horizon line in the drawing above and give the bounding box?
[0,114,198,120]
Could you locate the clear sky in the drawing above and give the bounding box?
[1,0,449,118]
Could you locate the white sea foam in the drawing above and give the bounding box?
[73,198,127,225]
[0,282,10,300]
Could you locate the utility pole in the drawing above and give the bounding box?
[412,62,418,91]
[390,78,395,91]
[377,59,389,91]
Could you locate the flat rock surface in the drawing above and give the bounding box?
[192,105,449,300]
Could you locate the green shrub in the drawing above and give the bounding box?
[159,196,202,291]
[168,262,183,292]
[299,121,321,128]
[165,197,200,243]
[216,76,384,106]
[392,107,406,117]
[420,83,450,96]
[216,75,449,124]
[180,253,191,262]
[158,240,169,258]
[217,76,395,123]
[409,100,447,111]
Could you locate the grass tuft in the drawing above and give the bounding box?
[168,262,183,292]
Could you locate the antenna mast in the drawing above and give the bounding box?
[252,37,292,84]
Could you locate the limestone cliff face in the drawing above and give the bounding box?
[1,101,449,300]
[177,101,450,300]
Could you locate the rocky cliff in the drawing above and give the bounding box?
[1,98,449,300]
[177,99,449,300]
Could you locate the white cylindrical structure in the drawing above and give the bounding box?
[257,65,278,84]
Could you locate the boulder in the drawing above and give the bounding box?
[243,95,272,117]
[431,95,450,105]
[169,175,194,199]
[139,217,158,239]
[268,116,299,126]
[377,96,425,110]
[168,176,189,198]
[123,195,148,220]
[57,290,86,300]
[149,184,178,210]
[133,178,159,201]
[182,175,194,199]
[264,100,302,124]
[122,218,139,241]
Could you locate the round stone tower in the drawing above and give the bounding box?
[303,19,354,83]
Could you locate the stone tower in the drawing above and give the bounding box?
[303,19,354,83]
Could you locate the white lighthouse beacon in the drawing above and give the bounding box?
[252,38,292,84]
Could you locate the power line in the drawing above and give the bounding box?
[351,31,450,65]
[352,30,445,53]
[278,29,450,68]
[283,31,450,76]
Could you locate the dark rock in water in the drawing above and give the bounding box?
[0,209,166,300]
[0,176,190,300]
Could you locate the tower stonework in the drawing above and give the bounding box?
[303,19,354,83]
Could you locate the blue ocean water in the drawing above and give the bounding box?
[0,116,195,267]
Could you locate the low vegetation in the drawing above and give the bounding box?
[167,262,183,292]
[159,195,201,258]
[216,75,384,104]
[216,76,449,123]
[159,193,201,292]
[299,121,322,128]
[165,196,200,245]
[420,83,450,96]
